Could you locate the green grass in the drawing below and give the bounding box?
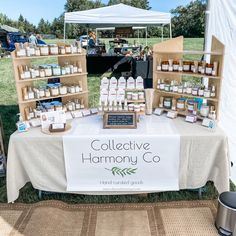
[1,37,234,204]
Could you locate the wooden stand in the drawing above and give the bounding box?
[12,48,89,120]
[153,36,224,120]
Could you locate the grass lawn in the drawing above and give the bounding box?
[1,37,234,203]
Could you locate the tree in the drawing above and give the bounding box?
[37,18,51,34]
[171,0,206,37]
[108,0,150,10]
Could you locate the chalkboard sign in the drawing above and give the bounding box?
[103,112,137,129]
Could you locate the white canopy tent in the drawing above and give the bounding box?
[205,0,236,184]
[64,3,171,41]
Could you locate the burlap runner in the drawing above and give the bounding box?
[0,200,218,236]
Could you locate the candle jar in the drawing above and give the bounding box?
[205,63,213,75]
[75,85,80,93]
[178,86,183,94]
[163,97,172,109]
[69,86,76,94]
[192,87,198,96]
[67,101,73,111]
[140,104,145,111]
[138,92,145,100]
[73,64,78,73]
[177,98,185,111]
[183,61,191,72]
[173,85,178,93]
[160,83,165,90]
[49,44,59,55]
[39,45,49,56]
[45,66,52,77]
[45,89,50,97]
[59,86,67,95]
[187,100,196,113]
[161,61,169,71]
[164,84,170,92]
[50,86,59,96]
[39,69,46,78]
[59,46,66,55]
[39,88,45,98]
[65,45,72,54]
[35,47,41,56]
[204,89,211,98]
[186,86,192,94]
[34,67,40,77]
[128,104,134,111]
[127,92,132,100]
[65,64,71,74]
[200,105,209,117]
[198,88,204,96]
[132,93,138,101]
[134,104,141,112]
[52,66,61,76]
[173,61,179,71]
[61,67,66,75]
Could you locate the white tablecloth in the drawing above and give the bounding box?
[7,115,230,203]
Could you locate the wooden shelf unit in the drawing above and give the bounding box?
[153,36,225,120]
[12,49,89,120]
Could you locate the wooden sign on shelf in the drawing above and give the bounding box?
[103,112,137,129]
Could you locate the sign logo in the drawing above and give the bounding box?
[105,167,137,177]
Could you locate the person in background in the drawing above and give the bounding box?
[88,31,96,54]
[29,32,37,45]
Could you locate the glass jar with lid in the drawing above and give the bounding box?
[163,97,172,109]
[59,46,66,55]
[50,86,59,96]
[49,44,59,55]
[39,45,49,56]
[161,61,169,71]
[65,45,72,54]
[52,66,61,76]
[183,61,191,72]
[177,98,186,111]
[45,66,52,77]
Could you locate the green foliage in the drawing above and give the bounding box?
[106,167,138,177]
[171,0,206,38]
[37,18,51,34]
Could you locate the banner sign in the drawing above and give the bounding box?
[63,135,180,192]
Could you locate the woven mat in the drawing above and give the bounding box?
[0,200,219,236]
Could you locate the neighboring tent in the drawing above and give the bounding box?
[64,3,171,40]
[0,24,19,33]
[205,0,236,184]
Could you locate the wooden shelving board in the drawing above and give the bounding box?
[19,91,88,104]
[127,100,145,103]
[153,50,223,56]
[13,53,86,60]
[154,70,220,80]
[17,73,88,83]
[155,90,219,102]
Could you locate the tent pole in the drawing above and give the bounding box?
[86,28,89,53]
[169,21,172,39]
[138,29,139,44]
[96,28,98,45]
[161,25,164,42]
[64,22,66,43]
[145,27,147,46]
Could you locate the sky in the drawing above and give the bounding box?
[0,0,192,25]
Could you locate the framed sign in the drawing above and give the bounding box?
[115,27,133,36]
[103,112,137,129]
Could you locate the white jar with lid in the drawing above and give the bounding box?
[52,66,61,76]
[200,105,209,117]
[204,89,211,98]
[128,104,134,111]
[39,88,45,98]
[59,86,67,95]
[132,93,138,101]
[45,66,52,77]
[65,45,72,54]
[138,92,145,100]
[49,44,59,55]
[127,92,132,100]
[140,104,145,111]
[69,86,76,94]
[75,85,80,93]
[39,69,45,78]
[134,104,141,112]
[39,45,49,56]
[50,86,59,96]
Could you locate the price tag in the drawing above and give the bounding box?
[153,108,164,116]
[71,111,83,118]
[82,109,91,116]
[90,108,98,114]
[185,115,196,123]
[167,111,177,119]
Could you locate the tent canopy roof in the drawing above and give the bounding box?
[64,3,171,26]
[0,24,19,33]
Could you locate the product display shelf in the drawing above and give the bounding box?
[153,35,225,120]
[127,100,145,103]
[12,47,89,120]
[98,111,145,116]
[154,70,220,80]
[125,88,145,92]
[155,90,218,102]
[19,91,88,104]
[16,72,88,83]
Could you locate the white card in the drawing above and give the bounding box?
[90,108,98,114]
[30,118,41,127]
[185,115,196,123]
[154,108,164,116]
[71,111,83,118]
[40,111,67,130]
[167,111,177,119]
[82,109,91,116]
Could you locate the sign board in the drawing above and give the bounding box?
[115,27,133,36]
[103,112,137,129]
